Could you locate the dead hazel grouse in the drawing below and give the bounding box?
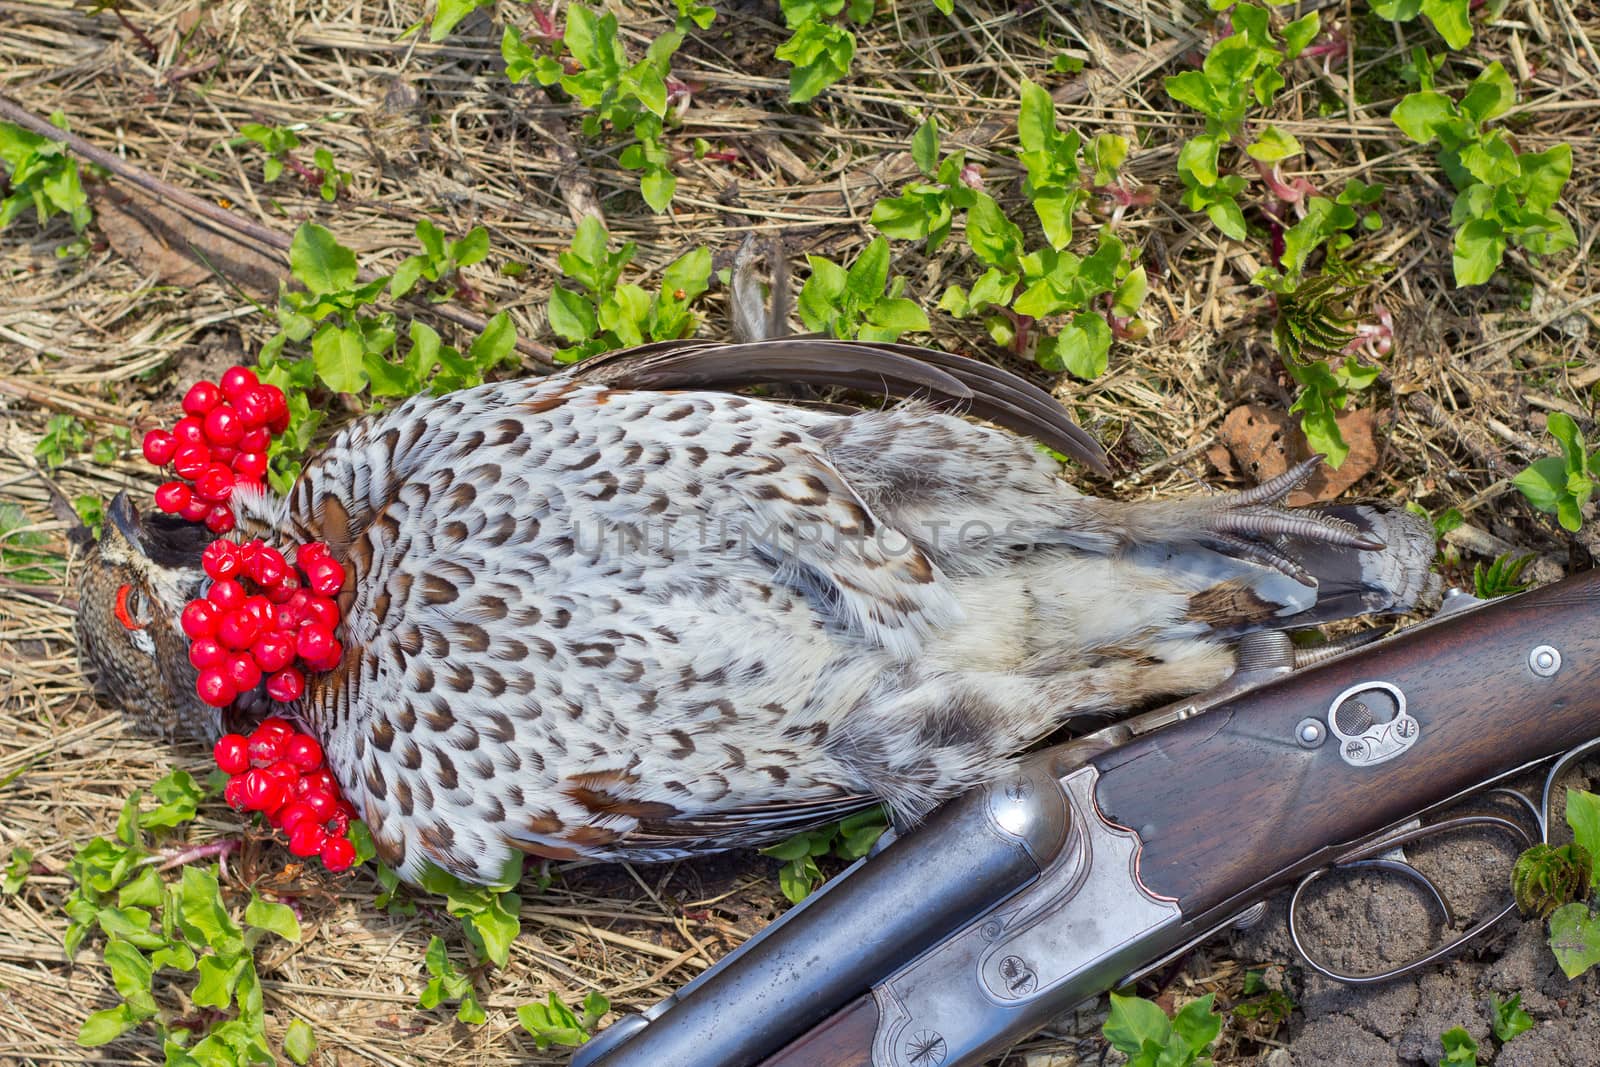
[76,301,1438,887]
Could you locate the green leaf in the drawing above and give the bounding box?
[639,165,676,212]
[1491,993,1534,1044]
[431,0,490,42]
[1452,216,1506,286]
[1103,992,1174,1054]
[1513,456,1572,515]
[966,193,1023,268]
[1171,994,1224,1054]
[1549,902,1600,978]
[1112,266,1148,318]
[662,246,713,303]
[1206,197,1248,240]
[245,894,303,942]
[1440,1027,1479,1065]
[177,866,243,956]
[548,287,597,343]
[311,323,370,394]
[1566,790,1600,888]
[517,992,592,1049]
[911,117,939,177]
[289,223,358,294]
[117,867,164,910]
[467,310,517,372]
[1176,134,1221,188]
[1247,125,1301,162]
[1282,12,1320,58]
[104,938,154,1000]
[1392,91,1457,144]
[78,1004,145,1047]
[452,226,489,267]
[1055,314,1112,380]
[145,769,202,829]
[1419,0,1472,48]
[3,847,33,894]
[777,21,856,104]
[283,1019,317,1065]
[846,237,891,300]
[192,953,248,1009]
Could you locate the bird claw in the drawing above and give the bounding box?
[1192,457,1385,586]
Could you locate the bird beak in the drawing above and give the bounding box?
[108,491,144,550]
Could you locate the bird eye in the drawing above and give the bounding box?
[114,583,149,631]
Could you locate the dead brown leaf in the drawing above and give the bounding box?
[1207,403,1377,505]
[89,183,286,295]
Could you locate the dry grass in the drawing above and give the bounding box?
[2,0,1598,1062]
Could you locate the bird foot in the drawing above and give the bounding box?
[1188,457,1383,585]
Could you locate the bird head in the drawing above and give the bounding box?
[76,491,222,741]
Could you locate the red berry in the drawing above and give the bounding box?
[142,429,177,466]
[201,540,241,580]
[173,443,211,479]
[323,810,351,838]
[288,821,328,857]
[210,445,238,467]
[320,835,357,871]
[239,768,285,812]
[300,791,338,820]
[297,625,337,663]
[208,578,245,611]
[233,451,269,481]
[238,426,271,452]
[297,542,328,564]
[154,481,192,514]
[265,575,299,604]
[249,546,289,589]
[181,599,220,640]
[255,717,297,744]
[243,594,277,625]
[179,497,211,524]
[298,769,337,798]
[173,416,206,446]
[247,729,286,764]
[183,381,223,417]
[303,555,346,597]
[218,609,262,651]
[265,759,302,786]
[225,653,262,693]
[194,465,234,503]
[213,734,251,775]
[188,637,226,669]
[235,387,274,428]
[220,366,258,400]
[265,666,306,703]
[223,775,251,810]
[205,507,236,535]
[195,668,237,707]
[203,404,243,446]
[285,734,323,771]
[277,801,317,834]
[253,634,296,673]
[299,596,341,632]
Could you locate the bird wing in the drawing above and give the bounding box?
[569,338,1110,477]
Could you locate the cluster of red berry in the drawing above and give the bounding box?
[214,718,358,871]
[181,538,347,709]
[140,366,289,535]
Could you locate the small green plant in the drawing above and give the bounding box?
[258,221,518,490]
[1440,1026,1479,1065]
[416,863,524,968]
[63,770,316,1065]
[1393,59,1574,287]
[517,990,610,1049]
[3,847,33,894]
[545,215,712,362]
[797,236,929,342]
[390,219,490,303]
[868,117,978,254]
[33,413,88,470]
[283,1018,317,1065]
[430,0,494,40]
[0,502,63,584]
[1102,991,1223,1067]
[237,124,349,201]
[1490,992,1534,1043]
[762,807,888,903]
[1512,412,1595,533]
[1231,968,1294,1025]
[0,114,93,237]
[1472,552,1534,599]
[1516,789,1600,978]
[774,0,872,103]
[419,935,487,1024]
[1371,0,1474,51]
[503,3,709,211]
[1405,502,1464,542]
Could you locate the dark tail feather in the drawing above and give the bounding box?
[1276,503,1441,628]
